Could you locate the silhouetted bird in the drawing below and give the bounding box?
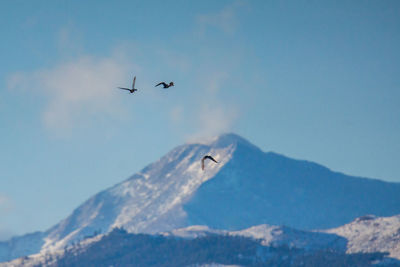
[201,155,218,170]
[118,76,138,93]
[155,82,174,89]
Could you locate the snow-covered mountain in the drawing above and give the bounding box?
[163,224,347,252]
[4,222,397,267]
[323,214,400,260]
[41,135,236,252]
[0,232,44,263]
[1,133,400,263]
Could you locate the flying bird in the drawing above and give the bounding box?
[201,155,218,170]
[118,76,138,93]
[155,82,174,89]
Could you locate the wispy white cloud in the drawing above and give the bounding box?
[8,54,135,136]
[166,69,238,142]
[196,0,245,35]
[195,103,238,138]
[186,71,239,141]
[191,2,245,139]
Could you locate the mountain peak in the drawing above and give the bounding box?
[204,133,260,151]
[212,132,248,145]
[2,133,400,263]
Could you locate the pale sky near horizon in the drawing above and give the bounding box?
[1,0,400,240]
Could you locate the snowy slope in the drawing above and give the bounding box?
[0,134,236,262]
[0,234,104,267]
[184,142,400,230]
[2,217,400,266]
[231,225,347,251]
[323,214,400,260]
[41,136,236,252]
[1,133,400,263]
[0,224,347,267]
[0,232,44,264]
[4,222,388,267]
[163,224,347,252]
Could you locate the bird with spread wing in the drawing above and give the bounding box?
[155,81,174,89]
[201,155,218,170]
[118,76,139,93]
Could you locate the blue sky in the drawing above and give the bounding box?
[1,0,399,239]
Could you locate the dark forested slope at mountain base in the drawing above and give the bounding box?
[38,228,393,267]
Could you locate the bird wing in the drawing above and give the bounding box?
[201,155,218,170]
[206,155,218,163]
[132,76,136,89]
[118,87,131,91]
[156,82,166,87]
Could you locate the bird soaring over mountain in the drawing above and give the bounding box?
[155,82,174,89]
[118,76,138,93]
[201,155,218,170]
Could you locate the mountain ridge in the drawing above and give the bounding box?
[1,133,400,263]
[4,217,400,266]
[324,214,400,260]
[184,135,400,230]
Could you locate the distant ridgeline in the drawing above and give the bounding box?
[32,228,394,267]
